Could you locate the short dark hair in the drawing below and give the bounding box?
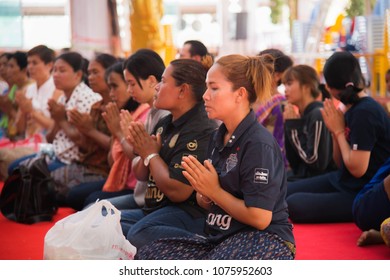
[184,40,208,57]
[9,51,28,70]
[27,45,55,64]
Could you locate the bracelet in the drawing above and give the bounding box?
[199,194,213,204]
[333,130,345,138]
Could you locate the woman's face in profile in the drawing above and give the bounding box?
[107,71,129,109]
[154,64,179,111]
[88,60,109,95]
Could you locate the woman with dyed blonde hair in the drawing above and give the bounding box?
[137,54,295,260]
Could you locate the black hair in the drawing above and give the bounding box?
[122,97,140,113]
[105,61,139,112]
[0,52,13,60]
[323,51,365,105]
[56,51,89,84]
[318,84,331,100]
[123,49,165,89]
[56,51,84,72]
[131,48,165,65]
[170,59,207,102]
[9,51,28,70]
[184,40,214,70]
[105,61,124,83]
[94,53,118,69]
[258,48,293,73]
[27,45,55,64]
[184,40,208,57]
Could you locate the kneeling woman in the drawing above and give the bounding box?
[137,54,295,260]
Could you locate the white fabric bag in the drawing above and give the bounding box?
[43,200,136,260]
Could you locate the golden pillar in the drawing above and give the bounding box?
[130,0,165,59]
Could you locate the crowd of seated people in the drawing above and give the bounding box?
[1,40,390,260]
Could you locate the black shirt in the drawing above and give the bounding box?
[284,101,336,180]
[331,97,390,192]
[205,110,295,244]
[143,102,218,214]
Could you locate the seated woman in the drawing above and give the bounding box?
[84,49,169,209]
[253,48,293,167]
[286,51,390,223]
[82,61,146,204]
[120,59,218,250]
[8,52,102,180]
[0,52,11,137]
[0,46,63,180]
[282,65,336,181]
[0,52,9,95]
[353,157,390,247]
[52,53,118,210]
[137,54,295,260]
[0,51,32,141]
[17,45,63,139]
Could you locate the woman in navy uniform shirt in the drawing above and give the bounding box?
[120,59,218,250]
[137,54,295,260]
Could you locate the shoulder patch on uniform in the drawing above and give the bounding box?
[254,168,269,184]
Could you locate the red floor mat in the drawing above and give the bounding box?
[293,223,390,260]
[0,181,389,260]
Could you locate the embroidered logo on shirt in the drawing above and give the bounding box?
[169,133,180,148]
[225,153,238,172]
[254,168,269,184]
[174,154,197,169]
[207,213,232,230]
[144,186,164,202]
[187,140,198,151]
[156,126,163,135]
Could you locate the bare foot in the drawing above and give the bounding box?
[357,229,384,246]
[381,217,390,247]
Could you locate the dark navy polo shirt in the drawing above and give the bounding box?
[331,97,390,193]
[205,110,295,244]
[143,102,218,213]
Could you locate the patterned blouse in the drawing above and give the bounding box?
[52,82,102,164]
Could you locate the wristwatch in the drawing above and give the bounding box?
[143,153,159,166]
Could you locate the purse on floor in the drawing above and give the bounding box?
[0,156,57,224]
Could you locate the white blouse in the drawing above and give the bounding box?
[25,76,56,118]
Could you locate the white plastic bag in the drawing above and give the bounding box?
[43,200,136,260]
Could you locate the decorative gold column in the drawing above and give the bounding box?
[130,0,165,58]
